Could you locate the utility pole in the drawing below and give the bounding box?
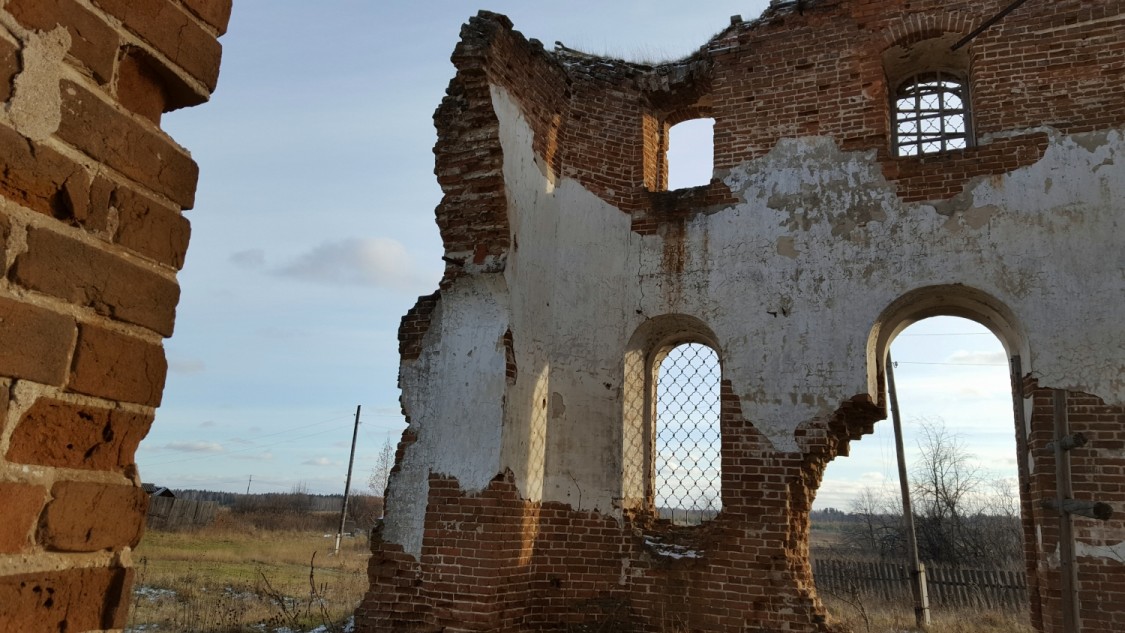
[887,352,930,627]
[246,475,252,495]
[335,405,361,556]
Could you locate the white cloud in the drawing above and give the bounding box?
[164,441,224,453]
[303,457,335,466]
[275,237,435,290]
[946,350,1007,366]
[815,474,893,511]
[199,420,216,428]
[230,249,266,269]
[168,359,206,374]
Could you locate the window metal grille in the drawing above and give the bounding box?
[894,71,970,156]
[655,343,721,525]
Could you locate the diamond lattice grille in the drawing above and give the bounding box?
[655,343,721,525]
[894,71,969,156]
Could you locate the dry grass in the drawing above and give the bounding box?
[821,596,1034,633]
[128,515,369,633]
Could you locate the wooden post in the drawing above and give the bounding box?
[887,352,930,627]
[335,405,362,556]
[1053,390,1080,631]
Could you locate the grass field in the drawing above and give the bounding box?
[127,515,369,633]
[821,596,1034,633]
[127,513,1031,632]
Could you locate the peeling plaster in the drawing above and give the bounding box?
[383,277,509,557]
[397,83,1125,523]
[1075,540,1125,563]
[3,27,69,141]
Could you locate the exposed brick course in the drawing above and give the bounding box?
[0,124,91,220]
[0,567,134,632]
[7,398,152,473]
[0,0,224,627]
[68,323,168,407]
[92,0,223,91]
[0,482,47,554]
[116,49,169,124]
[112,181,192,269]
[0,296,76,386]
[179,0,234,36]
[57,79,200,208]
[39,480,148,551]
[5,0,120,84]
[12,226,180,334]
[398,291,440,361]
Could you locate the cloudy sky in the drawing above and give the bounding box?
[141,1,1019,510]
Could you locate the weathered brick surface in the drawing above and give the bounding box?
[0,379,8,429]
[365,4,1125,632]
[92,0,223,91]
[39,481,148,551]
[0,125,91,220]
[5,0,119,84]
[0,482,47,554]
[364,385,881,632]
[0,0,224,628]
[6,398,152,473]
[12,227,180,335]
[0,37,17,103]
[0,211,9,272]
[57,79,199,208]
[113,183,192,269]
[0,567,134,632]
[180,0,234,35]
[116,49,169,123]
[398,291,440,361]
[68,323,168,407]
[1023,387,1125,633]
[0,296,76,386]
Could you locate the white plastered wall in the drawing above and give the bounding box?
[383,83,1125,556]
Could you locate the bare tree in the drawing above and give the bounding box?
[910,418,987,565]
[840,418,1024,568]
[369,439,395,499]
[845,486,903,559]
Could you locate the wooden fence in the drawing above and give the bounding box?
[146,496,218,530]
[813,558,1028,611]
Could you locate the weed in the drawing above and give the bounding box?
[127,520,369,632]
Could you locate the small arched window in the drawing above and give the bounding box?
[654,342,721,525]
[893,71,971,156]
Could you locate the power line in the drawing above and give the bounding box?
[898,332,993,337]
[895,361,1007,367]
[223,412,354,443]
[144,418,357,466]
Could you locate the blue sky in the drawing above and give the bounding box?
[141,2,1019,510]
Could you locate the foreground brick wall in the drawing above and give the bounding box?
[0,2,230,631]
[360,1,1125,632]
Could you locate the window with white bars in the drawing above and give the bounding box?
[893,71,971,156]
[654,342,721,525]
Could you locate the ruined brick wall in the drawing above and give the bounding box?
[0,1,229,631]
[360,1,1125,632]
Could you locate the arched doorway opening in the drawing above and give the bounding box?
[812,286,1035,630]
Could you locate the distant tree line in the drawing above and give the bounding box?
[173,486,383,533]
[820,419,1024,568]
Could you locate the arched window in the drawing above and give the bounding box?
[654,342,721,525]
[893,71,971,156]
